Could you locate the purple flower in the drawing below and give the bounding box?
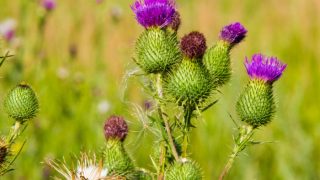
[42,0,56,11]
[131,0,176,28]
[0,19,17,43]
[104,115,128,141]
[245,54,287,83]
[220,22,247,45]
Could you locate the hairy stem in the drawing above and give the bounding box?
[6,121,22,144]
[182,105,193,158]
[219,125,254,180]
[156,74,180,178]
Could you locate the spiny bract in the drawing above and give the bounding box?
[165,161,203,180]
[236,80,275,127]
[135,28,181,73]
[163,58,213,107]
[203,41,231,87]
[103,140,137,179]
[3,84,39,122]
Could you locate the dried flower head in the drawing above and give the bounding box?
[245,54,287,83]
[46,153,108,179]
[104,116,128,141]
[131,0,176,28]
[42,0,56,11]
[180,31,207,59]
[220,22,247,46]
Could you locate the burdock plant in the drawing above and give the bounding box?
[47,0,286,179]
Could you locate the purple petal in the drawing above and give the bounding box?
[245,54,287,83]
[131,0,176,28]
[220,22,247,45]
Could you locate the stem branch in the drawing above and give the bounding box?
[219,125,254,180]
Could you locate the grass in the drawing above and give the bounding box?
[0,0,319,179]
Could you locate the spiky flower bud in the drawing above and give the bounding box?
[131,0,176,28]
[135,28,181,73]
[236,54,286,127]
[165,160,203,180]
[104,115,128,142]
[180,31,207,59]
[164,58,212,107]
[104,139,137,179]
[4,83,39,122]
[203,22,247,87]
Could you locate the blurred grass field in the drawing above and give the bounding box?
[0,0,320,179]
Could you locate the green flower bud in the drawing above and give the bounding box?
[135,28,181,74]
[164,58,213,107]
[165,160,203,180]
[103,140,137,179]
[236,80,275,128]
[4,83,39,122]
[203,41,231,87]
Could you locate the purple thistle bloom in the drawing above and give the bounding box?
[245,54,287,83]
[42,0,56,11]
[220,22,247,45]
[131,0,176,28]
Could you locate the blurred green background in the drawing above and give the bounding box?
[0,0,319,179]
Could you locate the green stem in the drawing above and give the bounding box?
[6,121,22,144]
[182,105,193,158]
[219,125,254,180]
[155,74,180,178]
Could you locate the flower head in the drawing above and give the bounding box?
[180,31,207,59]
[104,115,128,141]
[42,0,56,11]
[131,0,176,28]
[220,22,247,45]
[245,54,287,83]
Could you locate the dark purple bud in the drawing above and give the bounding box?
[42,0,56,11]
[180,31,207,59]
[220,22,247,46]
[144,100,153,110]
[245,54,287,83]
[104,115,128,141]
[169,11,181,31]
[131,0,176,28]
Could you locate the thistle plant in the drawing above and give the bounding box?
[47,0,286,179]
[0,51,39,176]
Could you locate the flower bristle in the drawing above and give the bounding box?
[180,31,207,59]
[220,22,247,46]
[131,0,176,28]
[245,54,287,83]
